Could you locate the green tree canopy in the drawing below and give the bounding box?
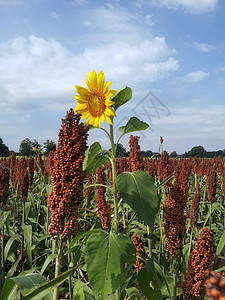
[19,138,34,156]
[0,137,10,157]
[170,151,178,158]
[43,139,56,156]
[186,145,207,158]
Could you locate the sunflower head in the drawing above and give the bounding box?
[74,70,117,127]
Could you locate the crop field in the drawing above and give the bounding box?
[1,112,225,299]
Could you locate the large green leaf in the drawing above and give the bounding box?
[1,274,53,300]
[216,230,225,255]
[116,171,158,229]
[86,231,135,299]
[83,142,109,175]
[23,224,32,265]
[19,262,84,300]
[112,86,132,111]
[118,117,149,135]
[138,259,162,299]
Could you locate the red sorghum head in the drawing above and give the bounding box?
[164,181,187,258]
[17,158,29,201]
[48,109,89,239]
[96,165,111,231]
[190,181,201,228]
[181,228,215,299]
[0,161,10,207]
[133,234,146,274]
[129,135,144,172]
[205,271,225,299]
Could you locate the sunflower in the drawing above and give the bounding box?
[74,70,117,127]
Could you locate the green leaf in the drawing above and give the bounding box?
[126,287,143,299]
[83,142,109,175]
[112,87,132,111]
[154,262,172,299]
[1,274,53,300]
[138,259,162,299]
[73,281,95,300]
[20,261,84,300]
[216,230,225,255]
[86,231,135,299]
[40,254,57,275]
[118,117,149,135]
[117,171,158,229]
[4,234,20,263]
[0,279,19,300]
[23,225,32,265]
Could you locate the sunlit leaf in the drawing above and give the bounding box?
[118,117,149,135]
[117,171,158,229]
[86,231,135,299]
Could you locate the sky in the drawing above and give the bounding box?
[0,0,225,154]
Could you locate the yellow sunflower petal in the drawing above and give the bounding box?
[75,85,89,97]
[89,70,97,88]
[97,71,105,91]
[105,116,113,125]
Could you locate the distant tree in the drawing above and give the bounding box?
[32,139,42,153]
[186,145,207,158]
[170,151,178,158]
[0,137,10,157]
[43,139,56,156]
[19,138,33,156]
[141,150,153,157]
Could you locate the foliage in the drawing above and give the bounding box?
[0,137,10,157]
[1,80,225,300]
[43,140,56,156]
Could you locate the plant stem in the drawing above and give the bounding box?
[0,209,5,292]
[109,124,120,300]
[67,240,72,300]
[53,238,63,300]
[109,124,119,234]
[147,225,152,258]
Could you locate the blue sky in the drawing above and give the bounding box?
[0,0,225,154]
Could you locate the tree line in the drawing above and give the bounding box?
[0,137,56,157]
[0,137,225,158]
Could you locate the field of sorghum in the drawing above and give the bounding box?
[1,109,225,299]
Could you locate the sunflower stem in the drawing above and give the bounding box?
[109,124,119,234]
[109,123,120,300]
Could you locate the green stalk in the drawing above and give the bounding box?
[0,209,5,292]
[147,225,152,258]
[109,123,120,299]
[53,238,63,300]
[109,124,119,234]
[67,240,72,300]
[188,229,193,260]
[209,201,213,231]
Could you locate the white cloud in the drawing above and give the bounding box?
[145,14,154,26]
[193,41,215,52]
[184,71,209,82]
[155,0,218,13]
[0,31,178,110]
[50,12,60,21]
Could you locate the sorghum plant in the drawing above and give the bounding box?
[96,165,111,231]
[133,234,146,274]
[129,135,144,172]
[48,109,89,239]
[164,181,187,258]
[0,162,10,208]
[182,227,215,299]
[205,271,225,299]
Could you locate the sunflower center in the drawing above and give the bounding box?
[88,93,105,116]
